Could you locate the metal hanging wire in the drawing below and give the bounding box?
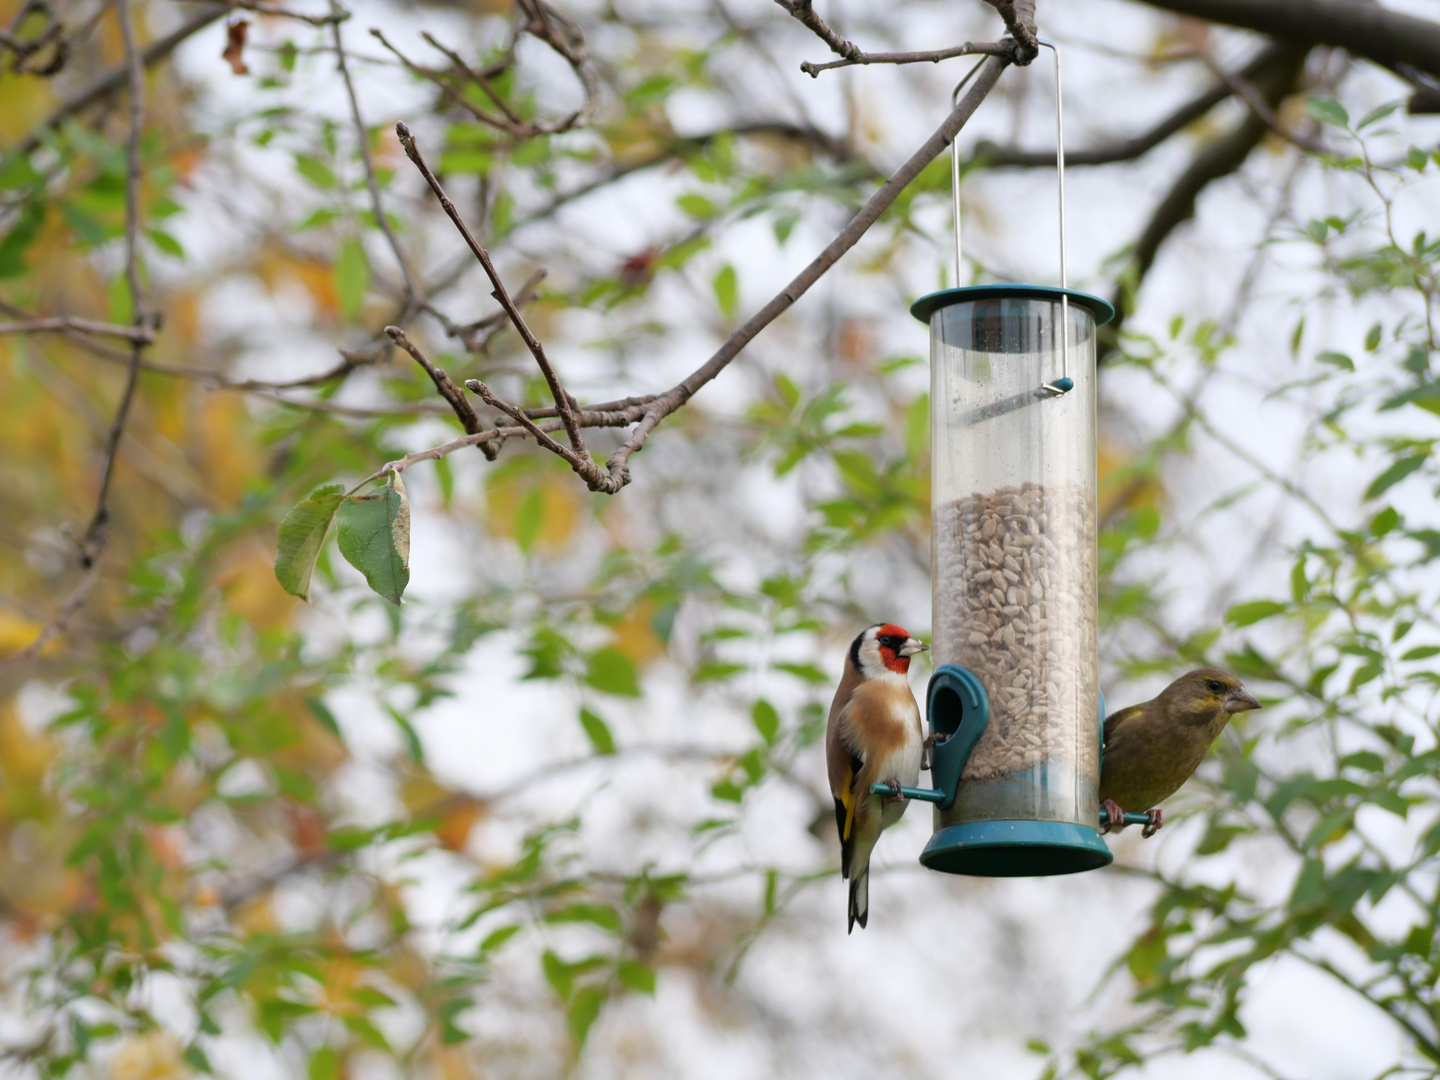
[950,43,1073,396]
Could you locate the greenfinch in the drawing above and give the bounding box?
[1100,667,1260,837]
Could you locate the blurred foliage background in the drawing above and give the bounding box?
[1,0,1440,1076]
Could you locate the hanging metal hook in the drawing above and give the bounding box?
[949,57,987,287]
[1037,39,1072,396]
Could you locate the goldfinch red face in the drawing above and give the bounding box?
[850,623,927,679]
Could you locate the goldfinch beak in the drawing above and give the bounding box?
[1227,689,1261,712]
[899,638,928,657]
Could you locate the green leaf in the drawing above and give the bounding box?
[693,660,745,682]
[712,263,738,319]
[335,473,410,604]
[274,484,345,601]
[547,903,622,932]
[1356,102,1400,130]
[1316,351,1353,371]
[1365,323,1383,351]
[542,950,573,999]
[750,699,779,744]
[568,987,606,1048]
[335,236,370,320]
[1370,506,1400,536]
[480,924,522,953]
[676,193,717,219]
[295,153,337,189]
[1306,97,1349,128]
[1225,600,1286,627]
[1402,645,1440,660]
[578,707,616,754]
[1365,453,1428,500]
[1406,146,1429,172]
[584,647,641,697]
[617,960,656,995]
[146,228,185,259]
[774,661,829,684]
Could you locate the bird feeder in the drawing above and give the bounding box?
[871,45,1143,876]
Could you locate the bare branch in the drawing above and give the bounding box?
[1135,0,1440,82]
[394,123,594,471]
[465,378,595,473]
[598,53,1011,487]
[0,316,154,342]
[10,5,227,158]
[799,40,1013,77]
[330,4,419,305]
[377,57,1008,495]
[980,0,1037,64]
[1199,49,1328,154]
[772,0,859,62]
[80,0,148,568]
[370,30,518,134]
[0,564,102,674]
[423,268,545,356]
[975,43,1295,168]
[177,0,346,26]
[1103,44,1311,360]
[385,326,498,459]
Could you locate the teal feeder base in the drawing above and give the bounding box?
[919,819,1113,877]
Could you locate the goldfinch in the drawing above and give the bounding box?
[1100,667,1261,837]
[826,623,928,933]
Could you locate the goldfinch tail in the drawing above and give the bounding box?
[847,863,869,933]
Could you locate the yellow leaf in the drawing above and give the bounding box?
[612,598,665,666]
[485,464,580,551]
[217,542,294,630]
[109,1031,193,1080]
[0,610,47,656]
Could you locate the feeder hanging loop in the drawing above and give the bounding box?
[1037,39,1070,397]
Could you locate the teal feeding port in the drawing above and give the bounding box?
[866,42,1139,876]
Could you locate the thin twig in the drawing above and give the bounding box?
[0,565,101,674]
[379,56,1009,495]
[385,325,498,458]
[0,316,154,341]
[597,54,1010,488]
[466,377,599,474]
[9,6,227,158]
[1199,48,1328,155]
[422,268,545,355]
[80,0,147,568]
[176,0,346,26]
[394,123,599,478]
[800,39,1013,77]
[330,1,419,305]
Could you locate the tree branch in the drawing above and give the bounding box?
[974,42,1294,168]
[376,56,1007,494]
[799,39,1014,78]
[9,5,228,158]
[386,326,498,459]
[395,122,599,480]
[0,316,154,342]
[1134,0,1440,82]
[80,0,148,568]
[1102,44,1310,360]
[981,0,1037,64]
[329,2,419,305]
[596,53,1010,488]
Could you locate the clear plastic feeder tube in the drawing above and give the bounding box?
[928,288,1102,831]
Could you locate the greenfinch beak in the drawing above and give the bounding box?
[1226,688,1261,712]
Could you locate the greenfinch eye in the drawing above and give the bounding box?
[1206,679,1225,694]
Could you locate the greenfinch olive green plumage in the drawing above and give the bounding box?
[1100,667,1260,835]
